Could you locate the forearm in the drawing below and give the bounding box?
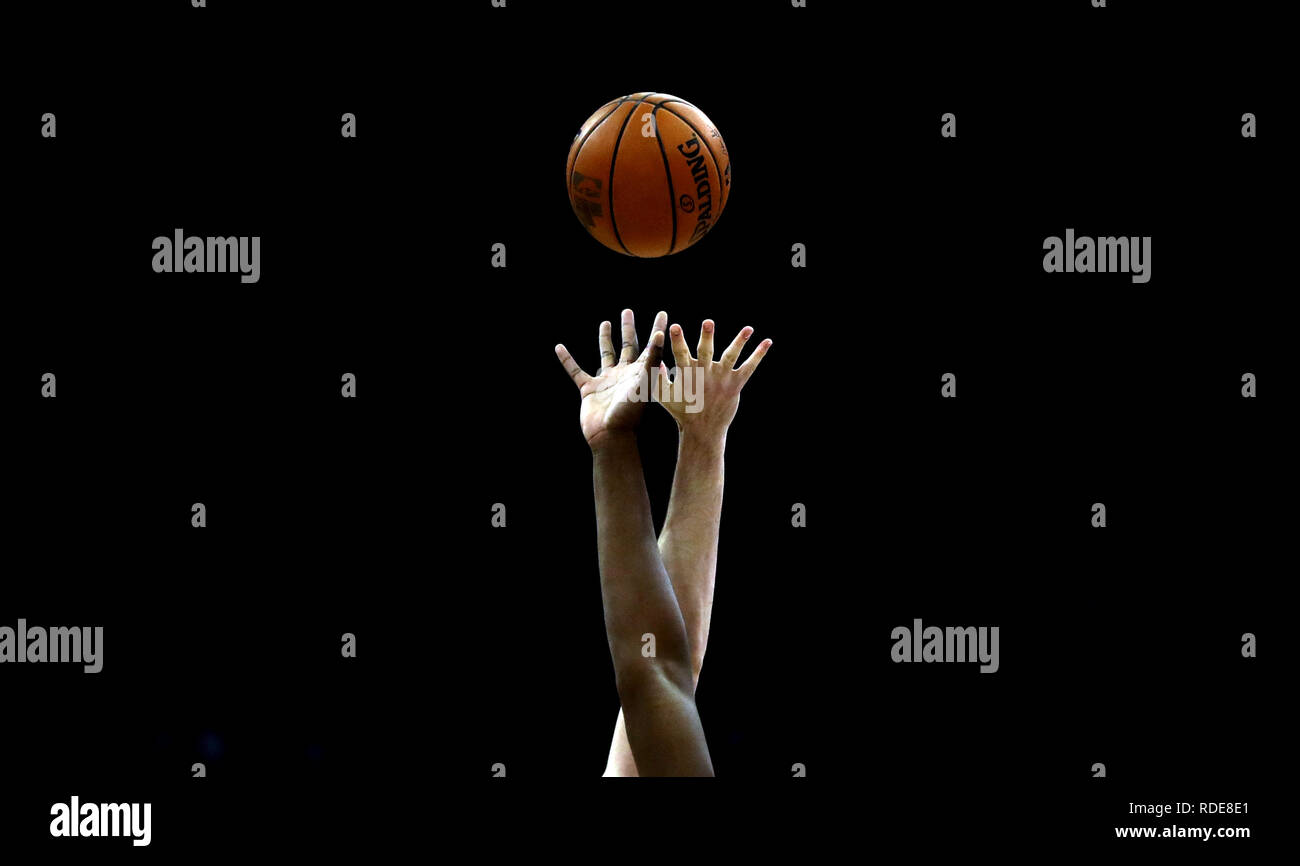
[593,431,710,775]
[592,431,694,687]
[605,430,723,776]
[657,428,726,675]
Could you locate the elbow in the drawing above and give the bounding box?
[614,654,694,706]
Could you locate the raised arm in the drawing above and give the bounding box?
[656,319,771,673]
[555,309,713,776]
[601,319,772,776]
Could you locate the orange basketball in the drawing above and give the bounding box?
[567,92,731,257]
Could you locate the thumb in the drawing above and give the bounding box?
[641,329,665,371]
[655,360,673,403]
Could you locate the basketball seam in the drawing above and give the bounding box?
[572,97,631,168]
[658,103,727,210]
[651,105,679,256]
[568,97,634,217]
[607,93,659,257]
[654,104,727,245]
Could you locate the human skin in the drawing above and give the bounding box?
[598,318,772,776]
[554,310,714,776]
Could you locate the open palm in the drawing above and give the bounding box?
[657,319,772,438]
[556,309,668,447]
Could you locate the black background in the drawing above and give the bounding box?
[1,0,1286,857]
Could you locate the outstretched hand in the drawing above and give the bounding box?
[656,319,771,438]
[555,309,669,449]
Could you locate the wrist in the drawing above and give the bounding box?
[678,426,727,456]
[589,428,638,454]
